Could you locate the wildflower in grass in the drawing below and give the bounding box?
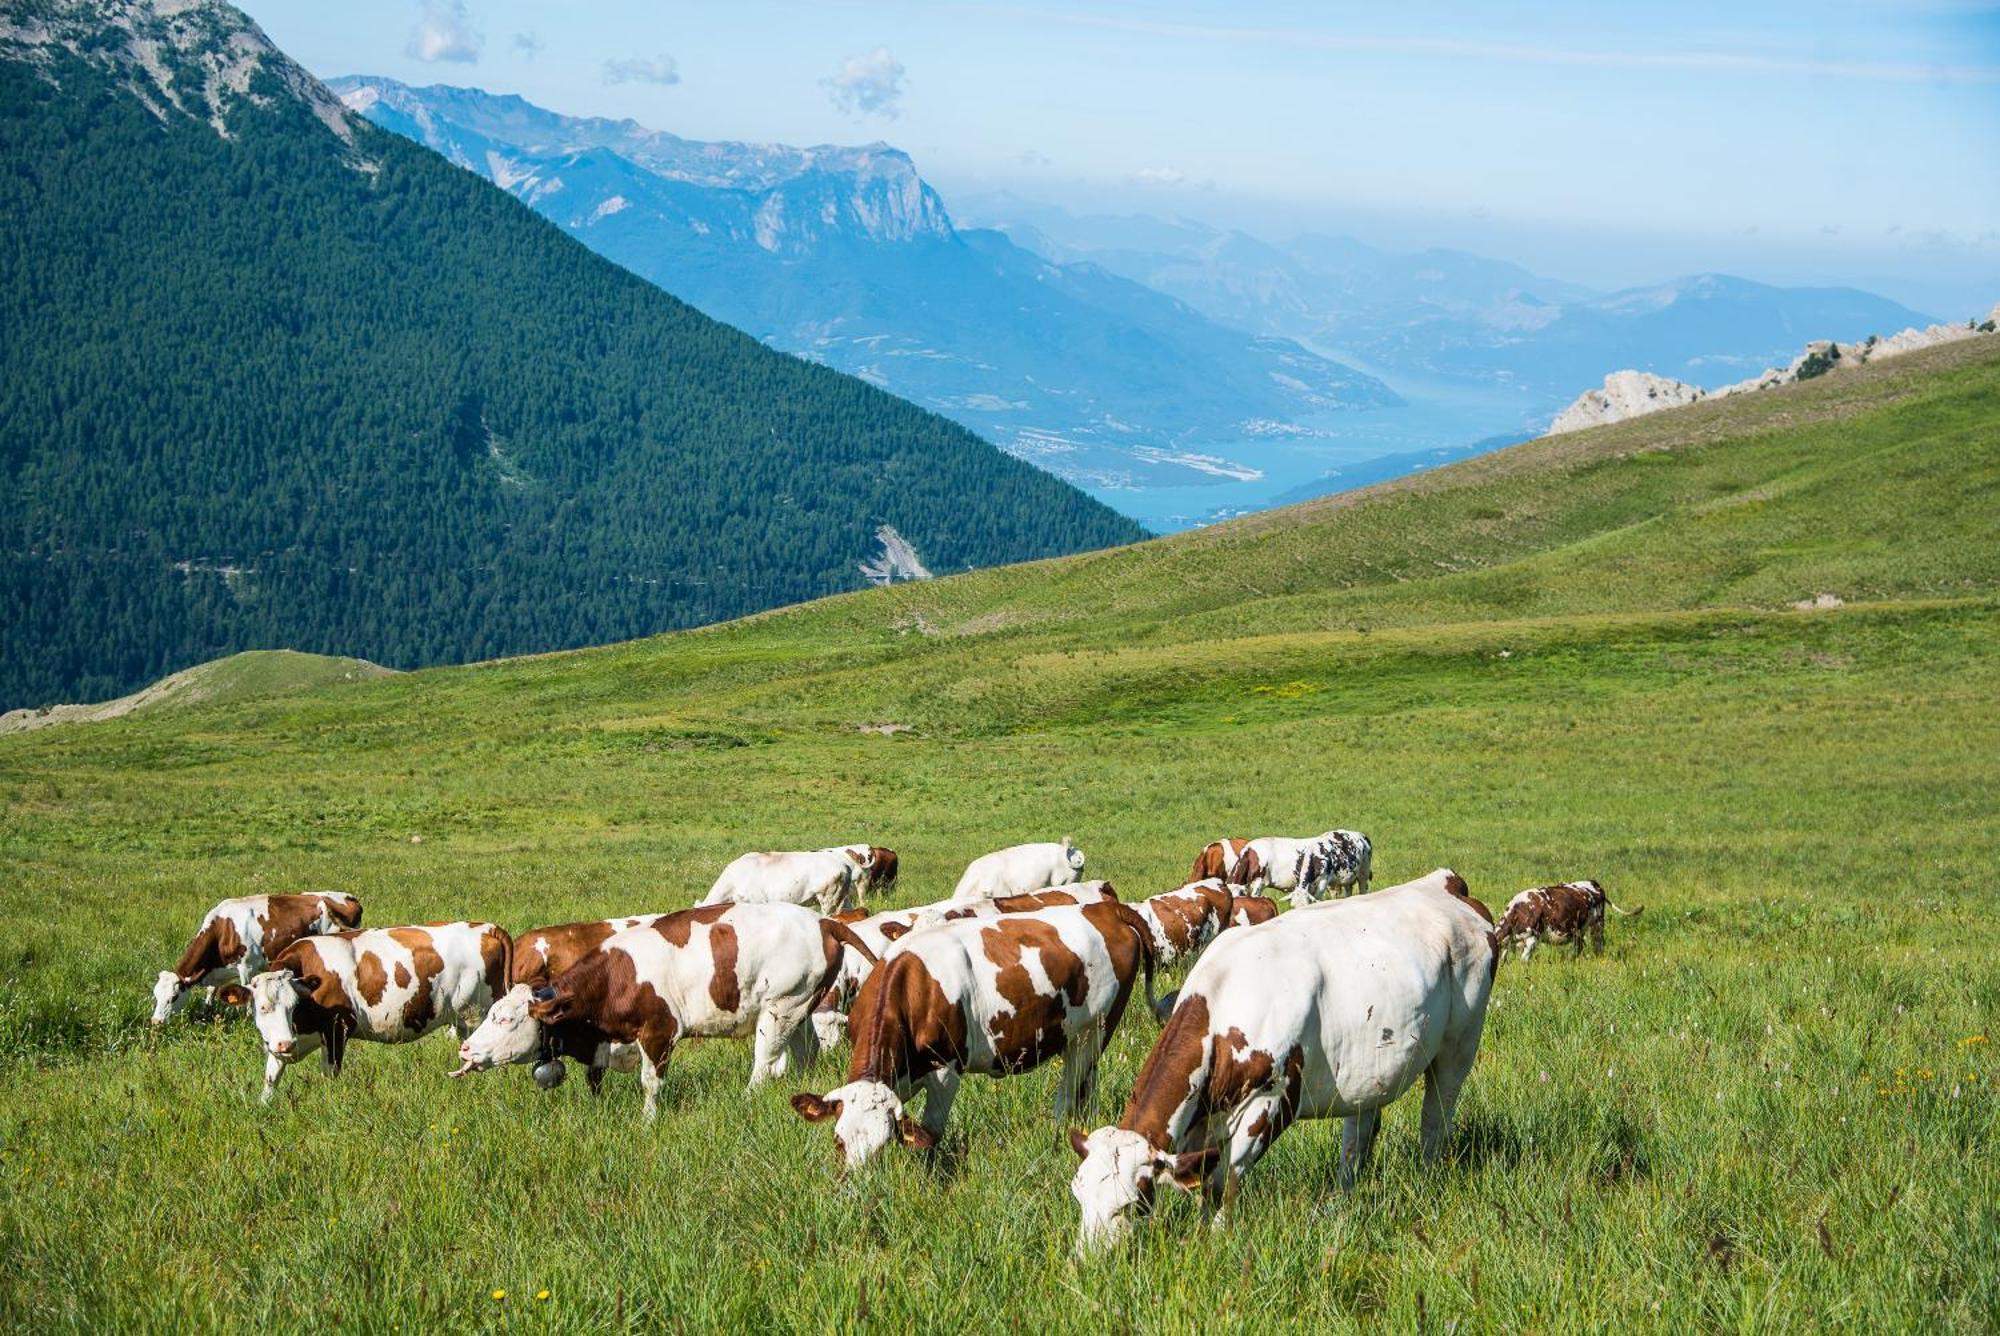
[1961,1034,1989,1048]
[492,1289,506,1301]
[537,1290,551,1301]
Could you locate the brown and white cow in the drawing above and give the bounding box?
[1134,879,1234,968]
[792,901,1155,1169]
[1229,895,1279,929]
[825,845,899,898]
[1493,879,1637,961]
[151,893,364,1024]
[218,921,509,1103]
[703,850,861,915]
[1069,870,1495,1251]
[454,903,876,1119]
[926,881,1121,923]
[504,915,667,1090]
[1191,839,1251,884]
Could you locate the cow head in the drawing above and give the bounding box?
[150,970,193,1025]
[1068,1126,1218,1252]
[317,894,364,930]
[1062,837,1087,874]
[453,984,545,1076]
[218,970,321,1059]
[791,1081,935,1169]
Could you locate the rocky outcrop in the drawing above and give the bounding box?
[858,525,933,585]
[1548,302,1999,435]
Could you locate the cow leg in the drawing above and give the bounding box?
[1054,1025,1105,1119]
[1421,1037,1478,1164]
[1210,1097,1287,1229]
[585,1061,606,1096]
[259,1054,286,1104]
[917,1069,961,1140]
[1518,935,1538,962]
[761,1005,820,1084]
[634,1025,677,1121]
[1591,917,1606,955]
[1339,1109,1382,1188]
[748,1009,787,1088]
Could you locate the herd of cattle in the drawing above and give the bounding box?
[148,833,1638,1250]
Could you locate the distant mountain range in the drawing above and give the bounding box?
[0,0,1140,708]
[968,197,1939,408]
[330,78,1401,506]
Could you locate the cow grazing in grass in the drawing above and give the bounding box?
[1191,839,1251,884]
[504,915,665,1090]
[218,921,508,1103]
[951,838,1087,902]
[791,901,1154,1169]
[1068,870,1494,1252]
[1134,880,1235,968]
[703,850,861,915]
[1493,880,1637,961]
[151,893,363,1025]
[812,906,932,1048]
[928,882,1120,922]
[824,845,899,898]
[1301,830,1373,903]
[1229,896,1279,929]
[455,904,875,1119]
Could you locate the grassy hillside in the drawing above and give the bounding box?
[0,650,393,735]
[1,339,1996,1329]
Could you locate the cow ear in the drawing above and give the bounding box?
[291,974,321,998]
[1162,1147,1219,1191]
[528,995,566,1023]
[216,984,252,1007]
[790,1093,842,1123]
[879,922,910,942]
[897,1117,937,1152]
[1069,1127,1090,1159]
[531,985,557,1003]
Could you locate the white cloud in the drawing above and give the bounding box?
[512,31,544,61]
[824,47,907,119]
[1130,166,1185,187]
[406,0,482,64]
[603,53,680,86]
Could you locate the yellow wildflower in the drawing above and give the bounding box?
[492,1290,506,1301]
[537,1290,551,1302]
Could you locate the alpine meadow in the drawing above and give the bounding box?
[3,336,1998,1329]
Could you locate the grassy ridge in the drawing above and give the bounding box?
[1,341,1997,1329]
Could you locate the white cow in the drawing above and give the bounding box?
[703,849,859,915]
[1298,830,1373,905]
[950,838,1087,902]
[151,892,363,1024]
[219,921,509,1103]
[1069,869,1496,1252]
[1232,836,1321,901]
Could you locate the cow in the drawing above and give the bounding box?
[813,906,931,1049]
[1229,837,1316,900]
[1067,869,1495,1252]
[824,845,899,898]
[926,882,1121,923]
[217,921,509,1103]
[703,850,860,915]
[1301,830,1373,903]
[791,901,1155,1170]
[950,838,1087,902]
[1229,896,1279,929]
[502,915,666,1090]
[1190,839,1251,884]
[1133,880,1234,969]
[1493,880,1638,961]
[453,904,876,1120]
[151,893,363,1025]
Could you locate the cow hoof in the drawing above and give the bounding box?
[532,1060,568,1090]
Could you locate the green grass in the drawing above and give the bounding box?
[2,340,1998,1330]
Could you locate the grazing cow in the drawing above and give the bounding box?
[218,922,509,1103]
[1068,870,1494,1252]
[454,904,876,1119]
[1134,880,1234,968]
[824,845,899,898]
[1231,837,1317,900]
[503,915,666,1090]
[951,838,1087,902]
[813,906,931,1049]
[151,893,363,1024]
[791,901,1154,1169]
[1301,830,1373,903]
[928,882,1121,923]
[703,850,860,915]
[1190,839,1251,884]
[1493,880,1637,961]
[1229,896,1279,929]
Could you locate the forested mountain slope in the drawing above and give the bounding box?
[0,0,1142,708]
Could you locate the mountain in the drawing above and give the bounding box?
[329,78,1399,512]
[0,0,1144,710]
[969,199,1937,412]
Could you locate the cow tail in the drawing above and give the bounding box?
[1114,904,1158,1019]
[816,920,880,1005]
[1230,847,1262,889]
[486,925,514,1007]
[1607,900,1643,917]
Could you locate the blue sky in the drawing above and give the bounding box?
[239,1,2000,313]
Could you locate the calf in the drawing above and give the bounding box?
[218,921,508,1103]
[1069,870,1494,1252]
[703,850,860,915]
[454,904,875,1119]
[791,902,1154,1169]
[951,838,1087,902]
[151,893,363,1024]
[1229,896,1279,929]
[1190,839,1251,884]
[824,845,899,898]
[1134,879,1234,968]
[1493,879,1637,961]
